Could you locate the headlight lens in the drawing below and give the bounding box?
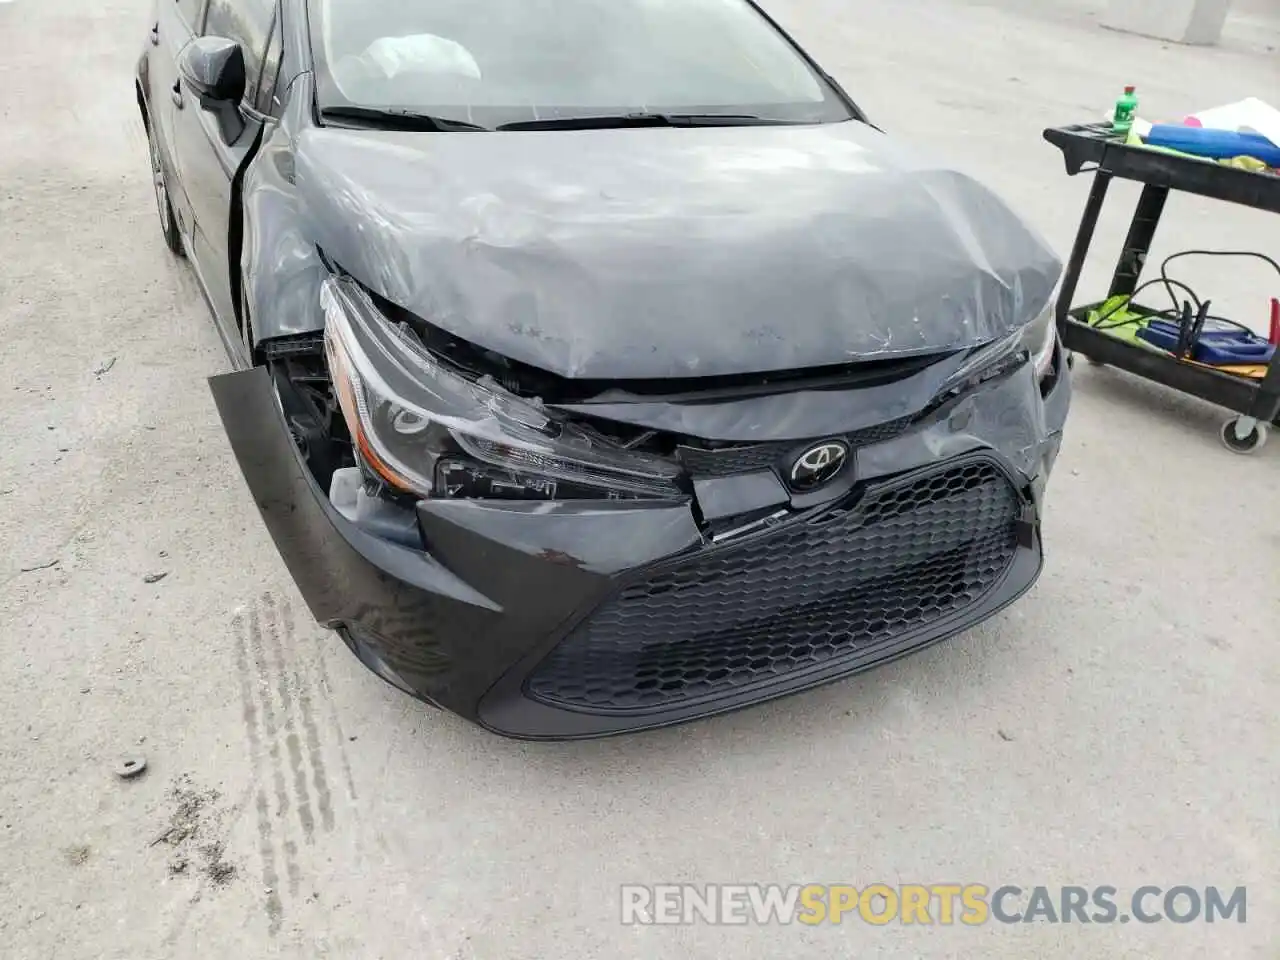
[937,303,1057,395]
[1024,304,1058,380]
[321,276,685,500]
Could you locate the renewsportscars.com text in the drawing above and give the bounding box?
[620,884,1247,926]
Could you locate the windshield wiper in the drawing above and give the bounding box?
[320,105,488,132]
[496,113,804,131]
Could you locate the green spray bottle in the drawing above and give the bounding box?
[1112,85,1139,135]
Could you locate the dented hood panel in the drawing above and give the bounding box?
[294,121,1060,380]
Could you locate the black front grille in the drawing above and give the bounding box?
[847,416,915,446]
[527,458,1022,713]
[676,442,791,478]
[675,417,914,479]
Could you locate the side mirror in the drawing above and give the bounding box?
[178,36,246,104]
[177,37,247,143]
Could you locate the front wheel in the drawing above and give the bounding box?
[147,128,183,256]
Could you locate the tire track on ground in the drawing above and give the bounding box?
[259,593,307,902]
[261,591,315,846]
[234,612,283,935]
[232,594,347,931]
[249,603,294,834]
[281,595,335,832]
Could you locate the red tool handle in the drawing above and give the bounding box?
[1270,298,1280,347]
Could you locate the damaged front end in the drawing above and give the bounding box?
[210,263,1070,739]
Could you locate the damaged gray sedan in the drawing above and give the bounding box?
[137,0,1070,739]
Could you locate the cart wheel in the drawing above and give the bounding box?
[1219,417,1269,455]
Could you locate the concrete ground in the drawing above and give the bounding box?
[1,0,1277,957]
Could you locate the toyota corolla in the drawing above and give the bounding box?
[138,0,1071,739]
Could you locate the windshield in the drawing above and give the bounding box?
[309,0,854,128]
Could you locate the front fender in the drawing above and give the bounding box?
[240,73,327,348]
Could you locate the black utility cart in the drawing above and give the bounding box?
[1044,122,1280,454]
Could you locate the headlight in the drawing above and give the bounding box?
[321,276,685,500]
[1024,303,1057,380]
[937,303,1057,395]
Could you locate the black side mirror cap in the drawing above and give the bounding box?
[177,36,246,106]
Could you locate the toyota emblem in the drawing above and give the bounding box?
[788,440,851,492]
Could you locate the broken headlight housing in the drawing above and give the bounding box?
[1024,302,1058,382]
[321,276,685,501]
[937,301,1057,395]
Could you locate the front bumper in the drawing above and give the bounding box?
[210,348,1071,740]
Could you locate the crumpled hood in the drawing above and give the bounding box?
[294,120,1060,380]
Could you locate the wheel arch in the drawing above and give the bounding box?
[136,79,150,130]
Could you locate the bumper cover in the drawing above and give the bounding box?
[210,352,1070,740]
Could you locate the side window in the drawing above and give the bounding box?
[176,0,205,27]
[202,0,274,105]
[255,12,285,115]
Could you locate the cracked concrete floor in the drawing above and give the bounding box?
[0,0,1276,957]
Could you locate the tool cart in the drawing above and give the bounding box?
[1043,121,1280,453]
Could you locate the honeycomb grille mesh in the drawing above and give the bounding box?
[527,459,1020,713]
[847,416,915,446]
[676,442,790,478]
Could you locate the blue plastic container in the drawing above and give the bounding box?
[1144,125,1280,166]
[1137,318,1277,365]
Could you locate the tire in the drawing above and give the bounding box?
[147,128,184,256]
